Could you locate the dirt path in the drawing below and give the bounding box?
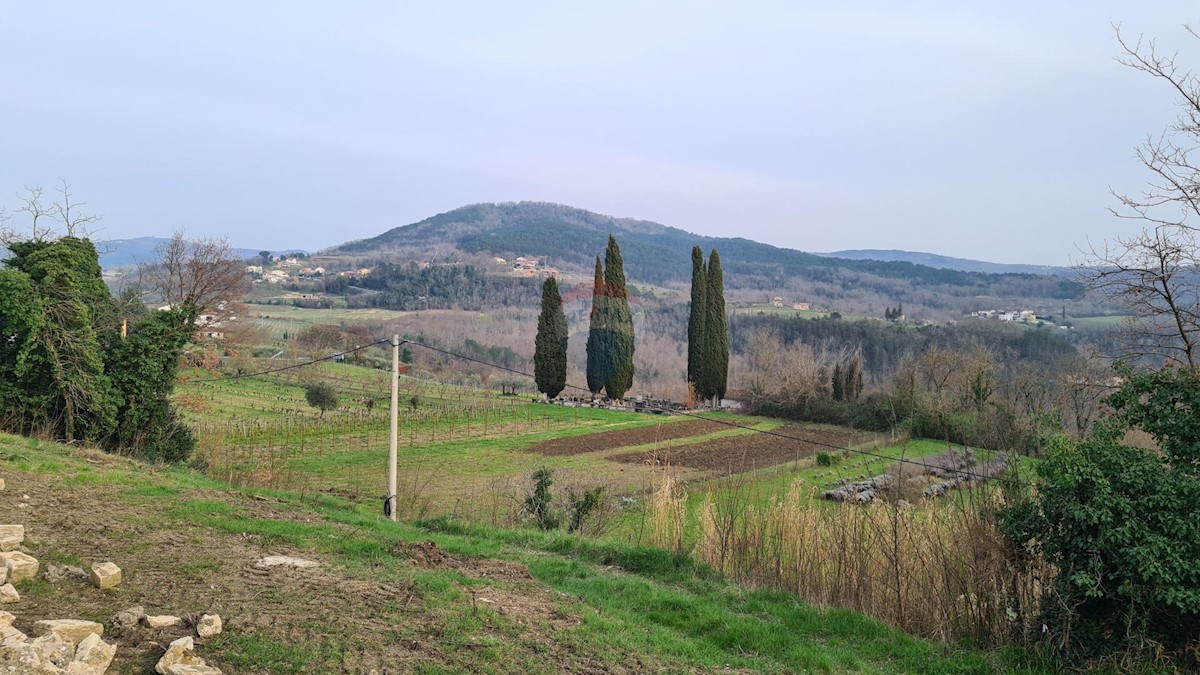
[608,424,877,473]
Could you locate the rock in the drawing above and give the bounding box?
[144,615,183,629]
[1,551,40,583]
[164,665,223,674]
[0,624,26,645]
[0,641,54,673]
[195,614,221,638]
[45,564,87,582]
[110,606,145,630]
[0,478,5,490]
[0,564,7,585]
[67,632,117,674]
[254,555,319,569]
[89,562,121,589]
[0,611,13,628]
[0,584,19,604]
[155,636,206,675]
[0,525,24,553]
[32,619,103,645]
[30,632,73,669]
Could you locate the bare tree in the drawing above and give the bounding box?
[53,180,101,238]
[1,181,102,244]
[1079,26,1200,370]
[140,230,248,342]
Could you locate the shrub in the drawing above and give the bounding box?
[303,381,339,415]
[523,468,559,530]
[1000,367,1200,662]
[566,486,605,533]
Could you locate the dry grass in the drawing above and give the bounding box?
[646,470,1049,646]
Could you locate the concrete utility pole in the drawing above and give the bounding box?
[388,334,399,521]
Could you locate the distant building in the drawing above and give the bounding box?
[771,297,784,307]
[792,302,810,311]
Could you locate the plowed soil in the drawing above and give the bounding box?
[525,418,729,456]
[608,424,876,473]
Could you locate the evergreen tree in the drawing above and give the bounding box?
[603,235,635,399]
[703,249,729,404]
[534,277,568,398]
[687,246,707,395]
[831,363,844,401]
[585,257,606,395]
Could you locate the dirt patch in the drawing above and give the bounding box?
[609,424,876,473]
[525,418,729,456]
[0,447,615,673]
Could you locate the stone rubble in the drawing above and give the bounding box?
[109,606,145,631]
[254,555,320,569]
[0,612,117,674]
[0,525,25,553]
[0,584,19,604]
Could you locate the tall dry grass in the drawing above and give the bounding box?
[649,473,1047,646]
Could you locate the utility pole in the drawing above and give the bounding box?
[388,334,399,521]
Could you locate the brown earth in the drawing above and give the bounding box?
[0,449,633,674]
[608,424,877,473]
[525,419,729,456]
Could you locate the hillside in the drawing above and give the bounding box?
[329,202,1083,301]
[0,433,1047,674]
[819,249,1075,277]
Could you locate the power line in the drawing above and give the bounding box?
[184,339,391,382]
[396,337,1035,488]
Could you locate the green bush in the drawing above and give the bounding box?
[303,381,339,415]
[999,367,1200,662]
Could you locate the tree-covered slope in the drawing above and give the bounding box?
[332,202,1082,299]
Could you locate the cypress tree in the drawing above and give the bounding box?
[603,235,635,399]
[832,363,844,401]
[585,257,606,395]
[704,249,729,405]
[686,246,707,396]
[534,277,568,398]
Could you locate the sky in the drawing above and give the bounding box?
[0,1,1196,265]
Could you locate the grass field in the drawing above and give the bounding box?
[1070,314,1132,327]
[0,432,1058,673]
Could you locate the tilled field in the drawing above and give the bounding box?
[609,423,877,473]
[525,418,730,456]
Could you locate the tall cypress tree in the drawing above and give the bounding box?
[585,257,606,395]
[603,235,635,399]
[534,277,568,398]
[704,249,729,405]
[687,246,707,396]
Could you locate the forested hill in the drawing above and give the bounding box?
[332,202,1081,299]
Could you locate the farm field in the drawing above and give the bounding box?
[174,361,903,523]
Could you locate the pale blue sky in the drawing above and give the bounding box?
[0,1,1195,264]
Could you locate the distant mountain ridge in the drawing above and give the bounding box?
[819,249,1074,278]
[330,202,1082,299]
[97,237,303,270]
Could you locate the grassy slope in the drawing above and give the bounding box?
[0,433,1052,674]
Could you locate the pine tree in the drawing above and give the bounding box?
[534,277,568,398]
[703,249,729,405]
[603,235,635,399]
[831,363,844,401]
[585,257,606,395]
[686,246,707,394]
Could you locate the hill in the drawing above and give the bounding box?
[820,249,1075,277]
[0,432,1046,673]
[330,202,1083,302]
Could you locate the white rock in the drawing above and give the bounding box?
[254,555,319,569]
[0,641,53,673]
[165,665,223,674]
[0,526,24,553]
[68,632,116,674]
[30,632,73,669]
[0,584,19,604]
[0,564,7,585]
[144,615,183,629]
[155,636,206,675]
[32,619,103,645]
[195,614,221,638]
[110,606,144,630]
[0,611,13,628]
[0,551,39,583]
[0,478,5,490]
[88,562,121,590]
[0,624,26,645]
